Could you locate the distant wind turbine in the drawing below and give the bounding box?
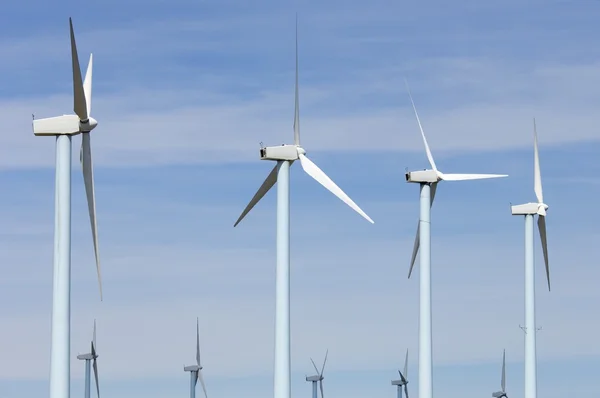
[76,321,100,398]
[391,350,409,398]
[184,318,208,398]
[492,349,508,398]
[305,350,328,398]
[234,16,373,398]
[33,18,103,398]
[403,79,508,398]
[510,119,551,398]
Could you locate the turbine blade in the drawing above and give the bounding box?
[93,320,97,351]
[439,173,508,181]
[501,349,506,392]
[298,154,374,223]
[234,164,279,227]
[196,317,201,366]
[403,349,408,379]
[537,215,551,291]
[404,383,409,398]
[93,356,100,398]
[319,379,324,398]
[310,358,320,375]
[533,118,543,204]
[83,54,93,117]
[81,133,103,300]
[320,349,328,375]
[69,18,88,121]
[404,79,437,172]
[408,182,437,278]
[198,369,208,398]
[293,14,300,146]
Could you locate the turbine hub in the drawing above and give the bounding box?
[81,117,98,132]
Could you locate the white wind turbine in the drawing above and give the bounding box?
[491,349,508,398]
[403,80,508,398]
[234,16,374,398]
[510,119,550,398]
[32,18,103,398]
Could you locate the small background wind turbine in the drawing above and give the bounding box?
[403,79,507,398]
[183,318,208,398]
[33,18,103,398]
[391,350,409,398]
[492,349,508,398]
[234,16,373,398]
[510,119,550,398]
[76,320,100,398]
[305,350,328,398]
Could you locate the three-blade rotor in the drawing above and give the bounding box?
[233,17,373,228]
[404,79,508,278]
[70,17,103,300]
[91,320,100,398]
[492,349,507,397]
[195,318,208,398]
[533,119,550,291]
[309,350,328,398]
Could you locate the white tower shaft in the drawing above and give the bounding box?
[524,214,537,398]
[419,183,433,398]
[49,135,73,398]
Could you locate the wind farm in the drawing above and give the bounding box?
[1,3,599,398]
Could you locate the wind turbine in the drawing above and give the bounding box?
[510,119,550,398]
[403,80,508,398]
[33,18,103,398]
[76,321,100,398]
[391,350,409,398]
[305,350,328,398]
[184,318,208,398]
[492,349,508,398]
[233,16,373,398]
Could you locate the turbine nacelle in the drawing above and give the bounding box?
[511,202,548,216]
[259,144,305,161]
[32,114,98,136]
[306,375,323,382]
[492,392,507,398]
[405,169,439,183]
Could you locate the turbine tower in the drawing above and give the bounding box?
[305,350,328,398]
[33,18,103,398]
[391,350,409,398]
[184,318,208,398]
[510,119,550,398]
[403,80,507,398]
[76,321,100,398]
[233,16,373,398]
[492,349,508,398]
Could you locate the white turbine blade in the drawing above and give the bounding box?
[293,14,300,146]
[404,383,409,398]
[69,18,88,121]
[404,79,437,172]
[81,133,103,300]
[310,357,320,375]
[499,351,505,390]
[533,118,543,204]
[234,164,279,227]
[403,349,408,379]
[196,317,201,366]
[537,215,551,291]
[320,349,328,375]
[93,319,97,351]
[92,355,100,398]
[408,183,437,278]
[298,154,374,223]
[319,379,324,398]
[83,54,93,117]
[198,369,208,398]
[439,173,508,181]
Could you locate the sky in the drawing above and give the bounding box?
[1,0,600,397]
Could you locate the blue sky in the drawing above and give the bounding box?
[1,0,600,397]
